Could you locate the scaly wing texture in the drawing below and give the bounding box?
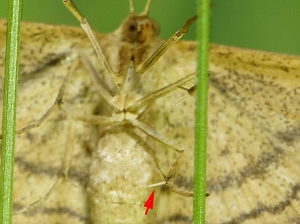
[2,17,300,224]
[207,44,300,224]
[0,19,102,223]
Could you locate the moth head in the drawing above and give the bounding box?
[121,15,159,45]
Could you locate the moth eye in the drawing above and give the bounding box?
[128,23,137,32]
[122,19,138,43]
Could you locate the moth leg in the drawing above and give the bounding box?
[171,85,196,106]
[65,54,196,154]
[15,86,63,135]
[75,51,195,111]
[13,116,76,215]
[13,179,63,215]
[148,153,194,197]
[12,59,85,215]
[178,85,196,96]
[62,58,195,153]
[0,59,78,139]
[76,50,116,108]
[0,88,61,139]
[136,15,197,76]
[159,153,210,197]
[62,103,185,153]
[127,74,195,153]
[61,106,116,125]
[129,119,184,153]
[164,153,193,197]
[127,72,196,112]
[62,0,118,84]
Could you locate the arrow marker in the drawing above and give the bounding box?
[144,190,155,215]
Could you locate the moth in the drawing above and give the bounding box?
[1,1,300,224]
[1,0,196,223]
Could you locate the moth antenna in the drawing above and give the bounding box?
[141,0,152,16]
[129,0,135,14]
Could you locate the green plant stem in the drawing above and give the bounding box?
[0,0,23,223]
[193,0,210,223]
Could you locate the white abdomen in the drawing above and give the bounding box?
[88,130,159,223]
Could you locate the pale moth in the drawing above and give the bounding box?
[1,0,300,224]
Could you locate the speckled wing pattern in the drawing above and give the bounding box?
[1,11,300,224]
[206,44,300,224]
[0,19,103,223]
[0,18,196,223]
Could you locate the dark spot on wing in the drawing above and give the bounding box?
[275,126,300,144]
[221,149,229,156]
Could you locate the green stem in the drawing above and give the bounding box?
[193,0,210,223]
[0,0,23,223]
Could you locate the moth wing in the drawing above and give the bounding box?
[207,44,300,223]
[0,19,102,223]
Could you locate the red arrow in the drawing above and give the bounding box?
[144,190,155,215]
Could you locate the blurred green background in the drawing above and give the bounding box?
[1,0,300,55]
